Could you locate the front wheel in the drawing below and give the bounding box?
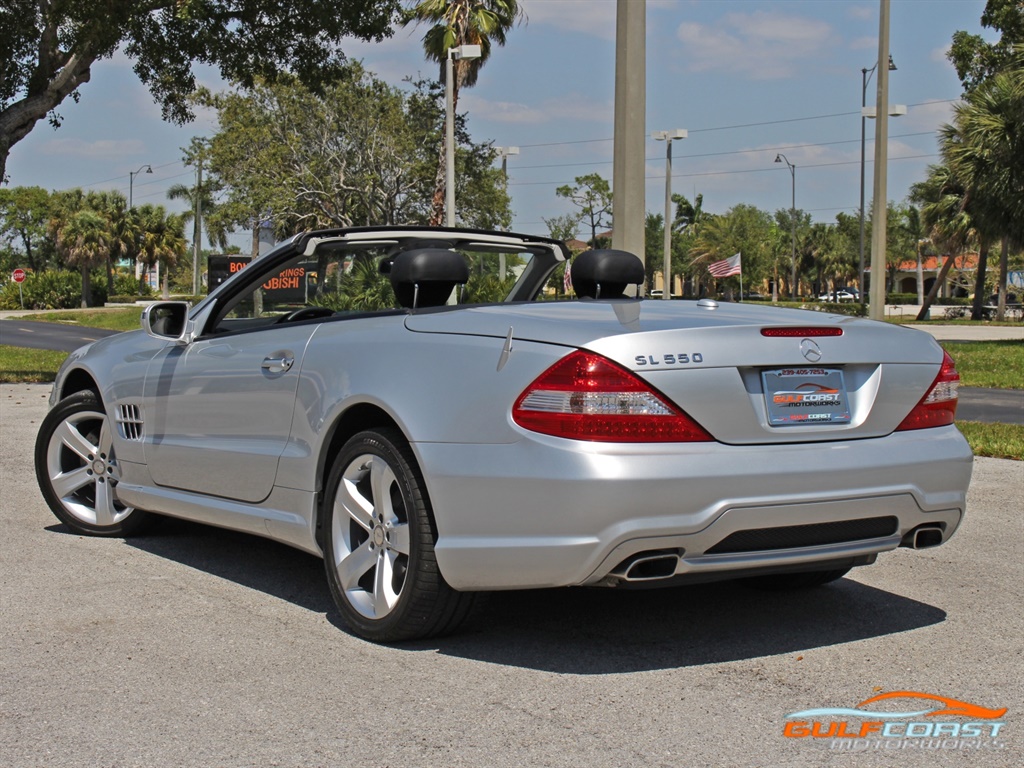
[322,428,476,642]
[34,391,151,536]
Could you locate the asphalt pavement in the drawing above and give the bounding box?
[0,318,119,351]
[1,383,1021,767]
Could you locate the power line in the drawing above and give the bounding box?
[509,131,937,171]
[514,100,955,149]
[508,152,939,188]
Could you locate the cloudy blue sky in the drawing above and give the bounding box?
[6,0,990,247]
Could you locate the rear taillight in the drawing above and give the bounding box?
[896,350,960,431]
[512,350,713,442]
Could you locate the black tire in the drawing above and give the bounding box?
[742,567,852,591]
[34,390,151,537]
[322,428,476,642]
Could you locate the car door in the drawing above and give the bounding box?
[142,323,317,503]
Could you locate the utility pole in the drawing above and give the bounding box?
[193,156,203,296]
[611,0,646,279]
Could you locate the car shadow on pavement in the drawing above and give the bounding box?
[79,517,946,673]
[428,582,946,673]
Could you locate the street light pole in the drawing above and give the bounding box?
[860,54,897,310]
[869,0,892,321]
[495,146,519,279]
[445,44,481,228]
[775,154,797,299]
[129,164,152,283]
[652,130,687,299]
[128,164,152,211]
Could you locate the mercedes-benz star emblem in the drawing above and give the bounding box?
[800,338,823,362]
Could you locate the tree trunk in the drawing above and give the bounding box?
[915,244,924,306]
[80,266,91,308]
[0,50,95,182]
[970,237,990,321]
[996,238,1009,322]
[916,253,958,321]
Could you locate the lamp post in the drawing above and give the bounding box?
[775,154,797,299]
[129,164,152,283]
[128,164,152,210]
[494,146,519,278]
[445,44,481,227]
[652,130,687,299]
[860,55,897,309]
[869,0,894,321]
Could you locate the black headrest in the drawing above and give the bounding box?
[389,248,470,308]
[571,249,644,299]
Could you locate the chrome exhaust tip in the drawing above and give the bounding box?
[621,552,680,581]
[901,525,945,549]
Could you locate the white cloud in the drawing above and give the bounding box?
[901,99,956,132]
[850,35,877,51]
[675,11,837,79]
[520,0,616,40]
[40,138,147,158]
[847,4,875,22]
[462,95,549,124]
[930,44,951,64]
[465,92,612,125]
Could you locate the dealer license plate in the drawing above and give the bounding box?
[762,367,851,426]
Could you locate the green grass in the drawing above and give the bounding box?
[25,307,143,332]
[0,346,67,383]
[956,421,1024,461]
[940,341,1024,389]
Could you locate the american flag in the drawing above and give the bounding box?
[708,253,742,278]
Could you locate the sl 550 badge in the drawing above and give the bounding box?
[635,353,704,366]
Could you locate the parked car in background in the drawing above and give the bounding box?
[35,227,972,642]
[819,288,859,302]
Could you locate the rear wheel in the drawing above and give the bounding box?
[742,567,852,591]
[322,428,475,642]
[34,391,151,536]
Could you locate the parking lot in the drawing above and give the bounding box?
[2,382,1021,767]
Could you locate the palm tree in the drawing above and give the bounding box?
[55,209,110,307]
[137,205,188,299]
[940,64,1024,319]
[910,164,979,319]
[404,0,523,224]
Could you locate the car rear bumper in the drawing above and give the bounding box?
[415,426,972,590]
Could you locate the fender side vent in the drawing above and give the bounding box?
[116,404,145,441]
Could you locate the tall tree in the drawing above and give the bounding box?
[0,186,53,271]
[556,174,613,247]
[54,209,108,307]
[404,0,523,224]
[948,0,1023,93]
[136,205,187,300]
[0,0,403,181]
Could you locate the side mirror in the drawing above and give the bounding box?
[142,302,193,344]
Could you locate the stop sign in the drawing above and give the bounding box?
[11,268,26,283]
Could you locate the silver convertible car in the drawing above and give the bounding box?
[35,227,972,642]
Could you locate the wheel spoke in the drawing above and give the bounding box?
[335,539,376,591]
[388,522,411,556]
[98,419,115,457]
[337,474,374,532]
[373,550,401,615]
[93,480,116,527]
[51,466,93,498]
[56,419,98,462]
[369,458,397,522]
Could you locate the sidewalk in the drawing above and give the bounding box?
[905,324,1024,342]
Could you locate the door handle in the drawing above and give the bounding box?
[261,356,294,374]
